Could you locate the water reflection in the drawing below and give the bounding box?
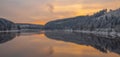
[0,30,42,44]
[0,32,17,44]
[45,31,120,55]
[0,30,120,56]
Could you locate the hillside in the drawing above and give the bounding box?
[0,18,17,31]
[45,8,120,32]
[0,18,43,31]
[16,23,43,30]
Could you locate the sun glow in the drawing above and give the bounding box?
[1,0,119,24]
[32,21,46,25]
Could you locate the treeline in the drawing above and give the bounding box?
[0,18,43,31]
[45,8,120,32]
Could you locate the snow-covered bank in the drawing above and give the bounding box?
[44,30,120,39]
[0,30,19,32]
[0,29,42,33]
[45,8,120,35]
[73,30,120,39]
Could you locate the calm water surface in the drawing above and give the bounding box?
[0,31,120,57]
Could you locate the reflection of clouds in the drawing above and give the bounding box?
[52,43,119,57]
[0,31,120,57]
[42,46,54,56]
[45,31,120,55]
[0,31,54,57]
[0,36,54,57]
[0,46,54,57]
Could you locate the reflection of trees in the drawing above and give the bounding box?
[45,31,120,55]
[0,32,17,44]
[0,30,43,44]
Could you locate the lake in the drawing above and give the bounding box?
[0,30,120,57]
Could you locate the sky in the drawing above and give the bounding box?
[0,0,120,25]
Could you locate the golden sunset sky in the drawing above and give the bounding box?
[0,0,120,25]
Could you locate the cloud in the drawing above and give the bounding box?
[0,0,119,24]
[46,3,55,13]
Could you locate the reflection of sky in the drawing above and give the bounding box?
[0,0,120,24]
[0,34,119,57]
